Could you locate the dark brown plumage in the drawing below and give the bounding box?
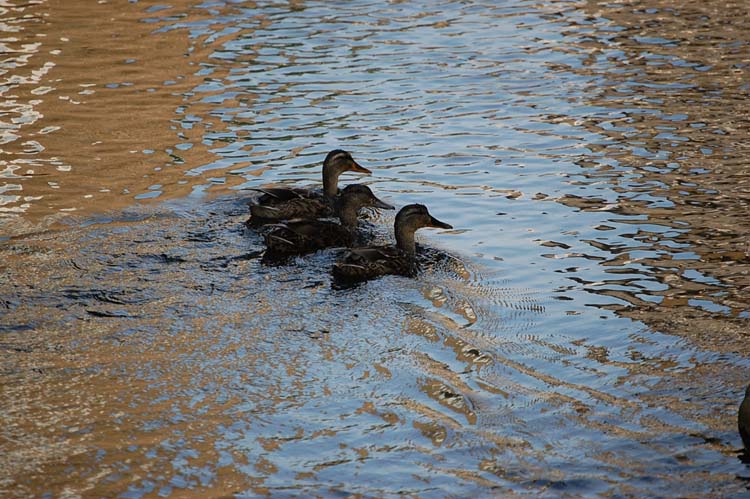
[247,149,371,225]
[332,204,452,284]
[740,384,750,452]
[262,185,393,263]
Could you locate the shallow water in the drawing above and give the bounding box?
[2,0,750,497]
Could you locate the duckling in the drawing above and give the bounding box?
[740,384,750,453]
[332,204,452,284]
[262,185,394,263]
[247,149,371,225]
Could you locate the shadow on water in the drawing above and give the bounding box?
[2,0,750,497]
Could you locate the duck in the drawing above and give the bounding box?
[332,203,452,284]
[740,384,750,453]
[262,184,394,263]
[247,149,371,225]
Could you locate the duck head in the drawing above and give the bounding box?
[394,204,452,255]
[322,150,372,197]
[337,184,394,227]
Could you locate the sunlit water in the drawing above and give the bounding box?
[2,0,750,497]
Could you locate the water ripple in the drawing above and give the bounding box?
[2,0,750,497]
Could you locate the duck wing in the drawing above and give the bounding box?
[248,197,334,225]
[332,245,414,283]
[284,220,348,240]
[249,187,323,206]
[263,220,352,261]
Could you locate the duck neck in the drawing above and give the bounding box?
[336,200,359,229]
[322,165,341,198]
[395,224,417,256]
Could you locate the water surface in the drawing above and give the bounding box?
[2,0,749,497]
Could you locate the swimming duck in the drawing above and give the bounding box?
[247,149,371,224]
[262,184,394,263]
[332,204,452,284]
[740,384,750,452]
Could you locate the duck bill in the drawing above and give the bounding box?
[429,215,452,230]
[372,196,395,210]
[348,160,372,175]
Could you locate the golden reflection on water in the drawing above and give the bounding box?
[544,1,750,472]
[0,0,247,233]
[559,1,750,349]
[2,0,750,497]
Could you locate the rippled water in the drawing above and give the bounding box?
[2,0,750,497]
